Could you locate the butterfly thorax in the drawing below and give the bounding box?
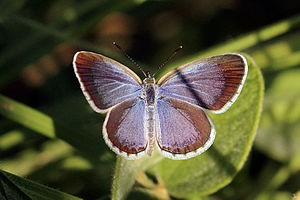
[143,76,157,107]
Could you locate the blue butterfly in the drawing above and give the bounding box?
[73,50,247,160]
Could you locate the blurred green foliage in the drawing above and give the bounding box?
[0,0,300,199]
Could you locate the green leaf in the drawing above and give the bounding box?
[255,191,292,200]
[249,32,300,72]
[0,169,82,200]
[255,68,300,162]
[0,140,73,177]
[153,54,264,198]
[112,152,163,200]
[0,129,25,150]
[0,94,104,161]
[0,94,55,138]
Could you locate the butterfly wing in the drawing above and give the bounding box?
[73,51,147,158]
[103,97,147,159]
[73,51,143,113]
[157,54,248,113]
[155,97,215,160]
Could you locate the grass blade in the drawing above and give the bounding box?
[0,169,82,200]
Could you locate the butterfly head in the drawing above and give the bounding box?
[143,71,156,84]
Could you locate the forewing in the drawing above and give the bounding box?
[73,51,143,113]
[103,97,147,159]
[156,97,215,160]
[158,54,248,113]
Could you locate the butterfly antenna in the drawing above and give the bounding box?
[113,42,147,77]
[153,45,183,77]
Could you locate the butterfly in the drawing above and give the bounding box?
[73,49,248,160]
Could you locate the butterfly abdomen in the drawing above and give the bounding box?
[146,107,155,156]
